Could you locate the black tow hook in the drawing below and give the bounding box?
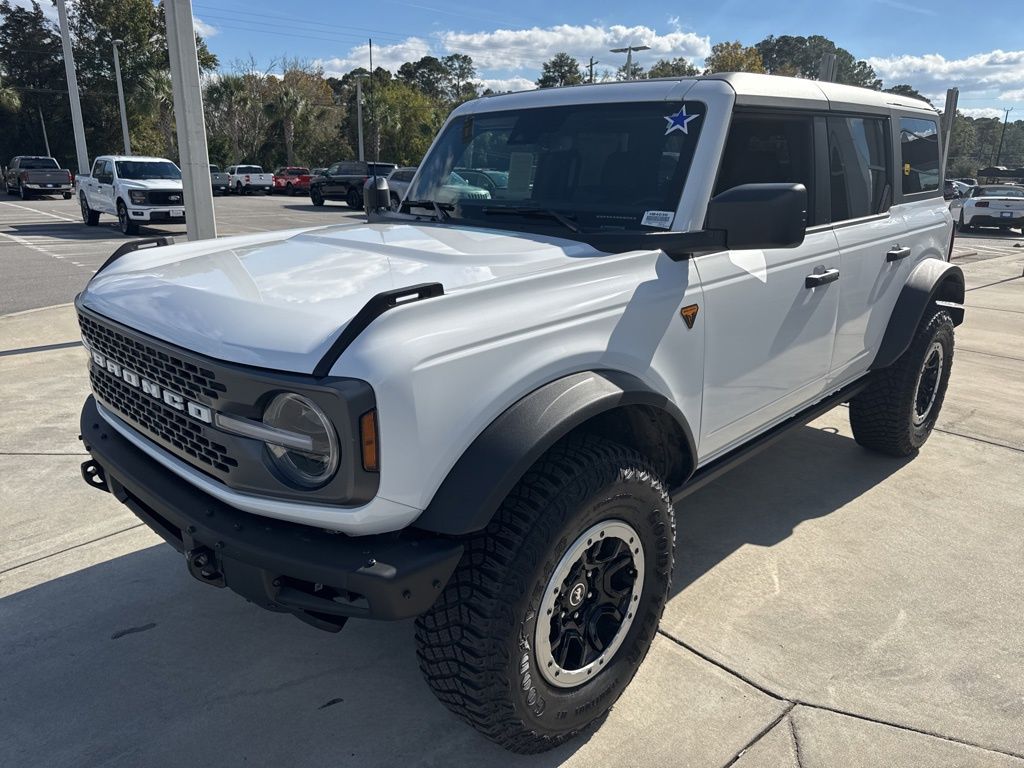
[80,460,110,493]
[187,547,226,588]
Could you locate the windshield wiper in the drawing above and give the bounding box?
[481,206,581,233]
[403,199,452,221]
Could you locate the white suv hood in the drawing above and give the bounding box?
[80,222,598,373]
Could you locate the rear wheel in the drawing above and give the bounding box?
[286,183,295,196]
[80,193,99,226]
[117,200,139,235]
[849,308,954,457]
[415,435,674,753]
[389,193,400,211]
[235,182,243,195]
[957,211,970,232]
[62,191,72,199]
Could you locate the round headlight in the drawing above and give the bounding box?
[262,393,339,488]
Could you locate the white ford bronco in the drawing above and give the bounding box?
[77,73,963,752]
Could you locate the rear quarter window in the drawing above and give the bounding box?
[900,117,939,195]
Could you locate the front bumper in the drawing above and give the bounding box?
[128,207,185,222]
[80,396,463,629]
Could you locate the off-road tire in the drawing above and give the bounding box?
[415,435,674,753]
[849,308,954,456]
[80,193,99,226]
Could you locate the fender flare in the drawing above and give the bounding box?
[871,258,965,371]
[414,370,697,536]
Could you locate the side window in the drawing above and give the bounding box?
[900,117,939,195]
[827,116,891,221]
[327,163,341,175]
[92,159,103,177]
[101,160,113,180]
[715,113,816,225]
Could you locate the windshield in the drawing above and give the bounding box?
[406,100,706,232]
[116,161,181,180]
[976,186,1024,198]
[20,157,59,170]
[209,165,220,173]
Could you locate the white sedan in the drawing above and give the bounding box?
[953,185,1024,234]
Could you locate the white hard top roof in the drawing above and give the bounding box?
[465,72,936,116]
[99,155,177,163]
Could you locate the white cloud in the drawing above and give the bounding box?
[868,49,1024,104]
[193,17,218,38]
[958,107,1007,119]
[439,24,710,70]
[316,38,432,77]
[479,77,537,93]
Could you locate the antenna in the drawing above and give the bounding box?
[369,38,377,189]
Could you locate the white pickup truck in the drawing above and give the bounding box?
[77,155,185,236]
[225,164,273,195]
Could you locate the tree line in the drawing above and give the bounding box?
[1,1,1021,177]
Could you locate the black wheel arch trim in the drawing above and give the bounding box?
[871,258,965,371]
[415,370,697,536]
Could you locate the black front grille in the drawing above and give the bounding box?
[147,190,184,205]
[90,367,238,474]
[79,312,236,478]
[79,313,226,402]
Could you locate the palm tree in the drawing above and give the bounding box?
[139,70,175,157]
[265,84,305,166]
[205,75,247,162]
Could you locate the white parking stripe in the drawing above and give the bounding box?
[0,200,80,222]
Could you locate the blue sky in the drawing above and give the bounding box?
[23,0,1024,117]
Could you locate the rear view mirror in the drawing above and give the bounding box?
[706,183,807,250]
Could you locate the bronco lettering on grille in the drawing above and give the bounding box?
[89,348,212,424]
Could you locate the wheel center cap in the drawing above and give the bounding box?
[568,582,587,608]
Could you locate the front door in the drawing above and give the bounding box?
[695,111,840,461]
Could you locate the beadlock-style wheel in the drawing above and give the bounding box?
[912,340,944,426]
[536,520,644,688]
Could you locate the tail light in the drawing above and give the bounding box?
[65,170,72,182]
[975,201,990,208]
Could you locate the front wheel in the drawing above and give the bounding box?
[345,187,361,208]
[310,187,325,207]
[416,436,674,753]
[117,201,139,235]
[19,182,30,200]
[849,308,954,456]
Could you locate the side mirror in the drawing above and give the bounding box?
[365,176,391,221]
[706,183,807,250]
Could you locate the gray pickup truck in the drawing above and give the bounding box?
[209,164,230,195]
[4,155,74,199]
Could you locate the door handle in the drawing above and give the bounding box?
[886,246,912,262]
[805,269,840,288]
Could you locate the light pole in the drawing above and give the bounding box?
[609,45,650,80]
[111,39,131,155]
[55,0,89,175]
[354,73,368,162]
[994,107,1013,167]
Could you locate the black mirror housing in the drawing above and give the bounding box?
[706,183,807,250]
[365,176,391,221]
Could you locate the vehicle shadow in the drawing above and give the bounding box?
[672,420,912,595]
[0,419,906,768]
[5,221,185,241]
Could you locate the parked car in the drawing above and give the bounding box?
[4,155,74,199]
[225,164,273,195]
[76,74,962,753]
[454,167,510,197]
[956,177,979,187]
[952,184,1024,233]
[383,166,417,209]
[310,160,397,208]
[76,155,184,236]
[365,169,491,212]
[272,166,312,196]
[209,164,230,195]
[311,167,327,177]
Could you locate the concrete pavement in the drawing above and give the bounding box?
[1,236,1023,767]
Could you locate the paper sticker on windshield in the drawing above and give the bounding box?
[664,105,700,135]
[642,210,675,229]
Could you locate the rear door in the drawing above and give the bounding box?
[696,111,841,460]
[826,114,910,383]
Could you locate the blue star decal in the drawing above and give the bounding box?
[664,106,699,136]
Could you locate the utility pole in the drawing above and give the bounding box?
[609,45,649,80]
[112,39,131,155]
[994,107,1014,167]
[165,0,216,240]
[55,0,89,175]
[817,53,838,82]
[587,57,599,84]
[355,74,367,162]
[38,106,51,156]
[939,87,959,177]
